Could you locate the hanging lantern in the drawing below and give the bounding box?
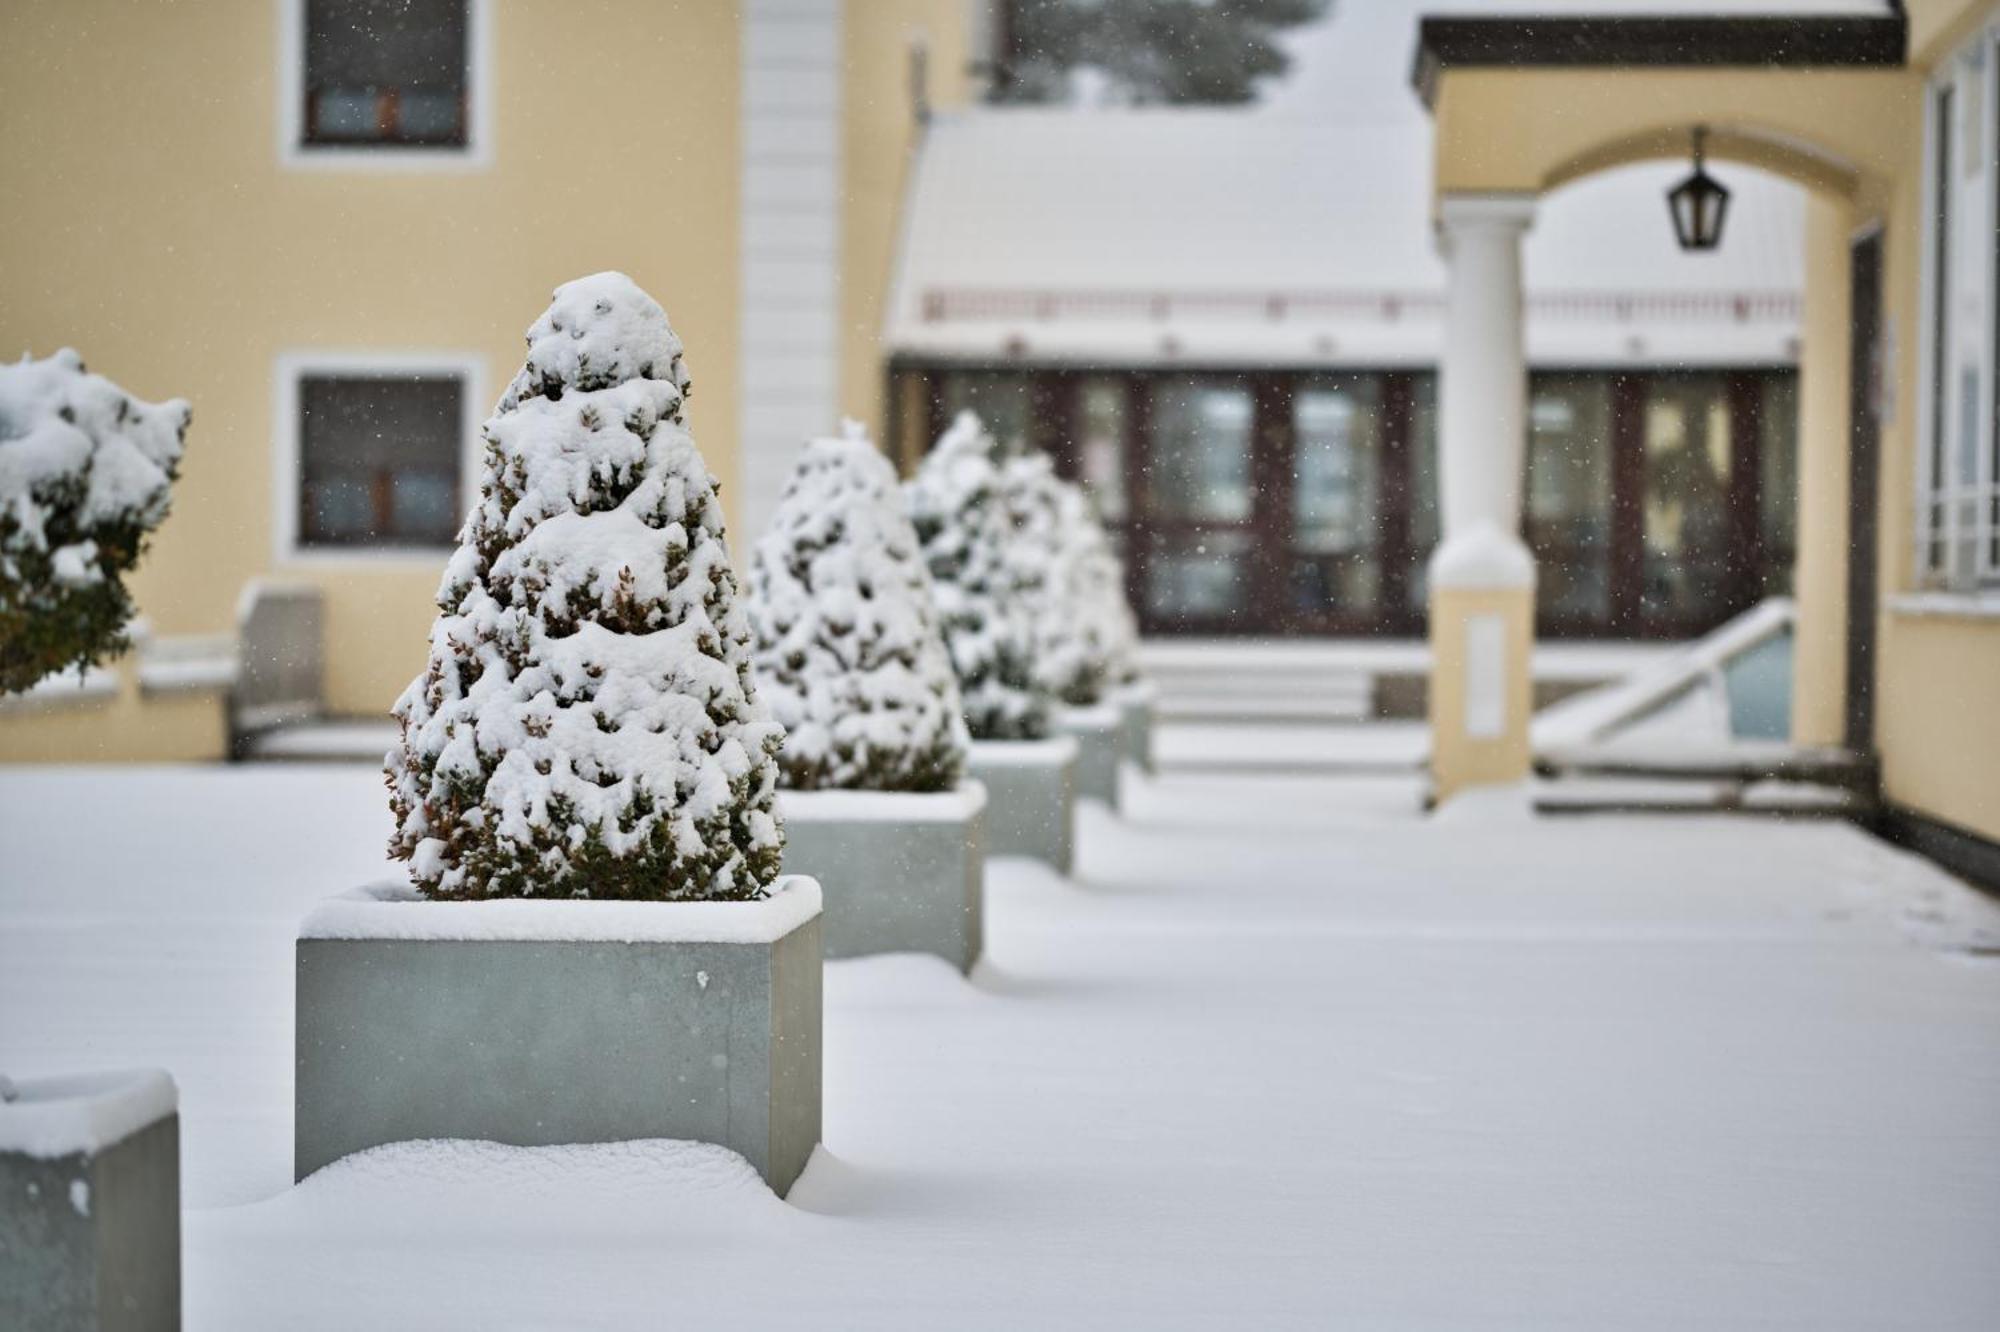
[1667,127,1730,252]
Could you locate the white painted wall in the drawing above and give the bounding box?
[737,0,844,553]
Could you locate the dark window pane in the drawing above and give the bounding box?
[1641,375,1734,625]
[1290,377,1381,615]
[1525,374,1613,623]
[1148,378,1252,522]
[304,0,468,148]
[1760,373,1799,594]
[298,374,462,548]
[939,371,1039,454]
[1075,377,1127,522]
[1406,374,1438,613]
[1145,530,1252,621]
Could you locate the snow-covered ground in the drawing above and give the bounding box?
[4,760,2000,1327]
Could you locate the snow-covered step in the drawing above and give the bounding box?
[1154,721,1428,772]
[1537,740,1876,792]
[241,720,398,764]
[1532,775,1864,818]
[1154,692,1372,725]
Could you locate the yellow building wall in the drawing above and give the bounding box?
[0,674,228,765]
[840,0,978,446]
[0,0,741,720]
[1429,5,2000,842]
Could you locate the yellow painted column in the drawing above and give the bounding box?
[1790,192,1856,745]
[1427,195,1538,804]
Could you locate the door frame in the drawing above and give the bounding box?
[1844,226,1884,751]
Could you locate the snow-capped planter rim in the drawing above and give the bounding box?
[778,780,987,823]
[965,733,1080,766]
[299,876,821,944]
[1057,701,1123,730]
[1111,677,1156,706]
[0,1068,176,1160]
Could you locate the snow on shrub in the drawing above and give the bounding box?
[904,411,1052,741]
[387,273,784,902]
[0,350,189,695]
[749,423,968,792]
[1055,484,1144,700]
[996,449,1106,707]
[994,448,1145,706]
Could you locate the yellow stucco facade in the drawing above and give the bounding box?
[1,0,976,759]
[1424,2,2000,843]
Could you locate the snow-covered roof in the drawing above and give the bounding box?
[886,0,1807,371]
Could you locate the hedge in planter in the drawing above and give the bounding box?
[1003,458,1148,809]
[0,350,190,695]
[748,424,985,970]
[908,413,1076,870]
[299,273,820,1196]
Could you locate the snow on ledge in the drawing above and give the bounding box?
[1110,678,1157,707]
[299,876,822,945]
[0,1069,176,1160]
[1057,702,1123,731]
[779,781,988,823]
[966,734,1082,766]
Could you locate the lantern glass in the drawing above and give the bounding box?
[1667,168,1730,251]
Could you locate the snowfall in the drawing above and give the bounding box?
[4,757,2000,1328]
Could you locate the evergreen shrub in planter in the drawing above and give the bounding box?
[0,351,190,695]
[295,274,820,1196]
[748,424,985,971]
[1004,450,1145,810]
[907,413,1077,870]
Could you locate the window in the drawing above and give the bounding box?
[280,358,476,557]
[1524,375,1613,622]
[1917,35,2000,592]
[289,0,482,159]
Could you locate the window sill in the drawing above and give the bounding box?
[281,144,489,173]
[1887,591,2000,622]
[280,546,454,571]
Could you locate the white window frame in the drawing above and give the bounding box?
[1915,18,2000,595]
[276,0,493,172]
[273,351,486,567]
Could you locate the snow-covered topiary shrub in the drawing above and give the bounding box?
[904,411,1052,741]
[0,350,190,695]
[997,449,1114,707]
[386,273,784,902]
[1052,482,1144,701]
[748,423,968,792]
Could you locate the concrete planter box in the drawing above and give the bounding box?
[295,878,823,1197]
[1059,702,1125,810]
[1113,679,1157,776]
[965,735,1079,873]
[779,783,986,972]
[1,1069,180,1331]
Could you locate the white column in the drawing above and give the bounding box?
[1432,194,1536,590]
[1427,193,1537,803]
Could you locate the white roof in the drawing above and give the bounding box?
[886,0,1807,370]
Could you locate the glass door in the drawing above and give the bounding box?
[1639,373,1736,632]
[1141,376,1261,629]
[1288,377,1384,624]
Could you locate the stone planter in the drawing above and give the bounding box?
[779,783,986,973]
[1059,702,1125,810]
[295,878,823,1197]
[1113,678,1157,776]
[1,1069,180,1331]
[965,735,1079,873]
